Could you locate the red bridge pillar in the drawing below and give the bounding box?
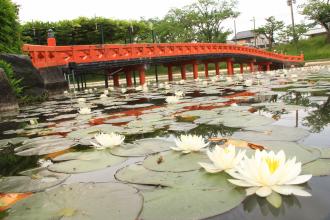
[204,63,209,78]
[138,66,146,85]
[181,64,187,80]
[240,63,244,74]
[215,62,220,76]
[192,61,199,80]
[125,70,133,87]
[113,73,120,87]
[266,62,272,71]
[248,62,255,73]
[226,58,234,75]
[167,65,173,81]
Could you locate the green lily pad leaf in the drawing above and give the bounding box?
[67,124,124,139]
[233,125,310,142]
[116,164,234,189]
[266,192,282,208]
[140,187,245,220]
[5,182,143,220]
[143,151,208,172]
[0,168,68,193]
[48,150,126,174]
[104,116,137,124]
[302,159,330,176]
[315,147,330,159]
[252,141,320,164]
[14,136,76,156]
[111,138,173,157]
[0,137,28,148]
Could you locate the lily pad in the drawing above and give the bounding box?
[67,124,124,139]
[233,125,310,142]
[140,187,245,220]
[302,159,330,176]
[116,164,234,189]
[0,168,68,193]
[111,138,173,157]
[5,182,143,220]
[14,136,76,156]
[143,151,208,172]
[48,150,126,174]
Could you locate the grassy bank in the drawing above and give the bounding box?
[275,36,330,61]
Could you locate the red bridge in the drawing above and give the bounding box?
[23,37,304,88]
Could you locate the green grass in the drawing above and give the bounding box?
[275,36,330,61]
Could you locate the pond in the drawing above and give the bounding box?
[0,66,330,220]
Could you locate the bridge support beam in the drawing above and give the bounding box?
[258,64,263,72]
[266,62,271,71]
[181,64,187,80]
[113,73,120,87]
[125,70,133,87]
[226,58,234,75]
[192,61,199,80]
[240,63,244,74]
[204,63,209,78]
[104,70,111,88]
[248,62,255,73]
[138,66,146,85]
[167,65,173,81]
[215,62,220,76]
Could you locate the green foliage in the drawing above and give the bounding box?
[275,35,330,60]
[300,0,330,43]
[0,60,23,97]
[0,0,21,53]
[255,16,285,49]
[21,0,238,45]
[277,24,310,43]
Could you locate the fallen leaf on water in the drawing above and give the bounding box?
[0,193,32,211]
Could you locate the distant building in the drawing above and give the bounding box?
[305,27,327,38]
[231,30,270,48]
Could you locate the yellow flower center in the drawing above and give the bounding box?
[224,148,230,153]
[264,157,280,174]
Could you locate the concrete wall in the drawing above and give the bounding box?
[0,68,19,114]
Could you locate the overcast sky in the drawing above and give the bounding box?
[12,0,308,35]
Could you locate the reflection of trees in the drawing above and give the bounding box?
[283,92,330,133]
[0,145,39,176]
[303,96,330,133]
[172,124,240,139]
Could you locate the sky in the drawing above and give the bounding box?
[12,0,308,36]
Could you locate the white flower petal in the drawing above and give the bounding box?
[199,162,223,173]
[285,175,312,185]
[256,186,272,197]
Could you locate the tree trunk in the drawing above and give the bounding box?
[327,31,330,44]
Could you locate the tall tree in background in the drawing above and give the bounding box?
[0,0,21,53]
[278,24,309,43]
[255,16,285,49]
[300,0,330,43]
[187,0,239,42]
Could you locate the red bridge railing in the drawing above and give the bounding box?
[22,43,304,69]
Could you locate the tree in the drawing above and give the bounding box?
[187,0,239,42]
[278,24,309,43]
[300,0,330,43]
[0,0,21,53]
[255,16,285,49]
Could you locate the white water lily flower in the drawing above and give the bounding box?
[88,88,93,93]
[143,86,149,92]
[171,134,209,154]
[38,159,53,168]
[244,79,253,87]
[175,91,184,97]
[90,132,125,150]
[79,107,91,115]
[199,144,246,173]
[165,84,171,90]
[100,94,107,98]
[121,88,127,93]
[104,89,109,95]
[179,80,185,85]
[166,96,180,104]
[228,150,312,198]
[63,90,69,95]
[135,86,142,91]
[77,98,86,103]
